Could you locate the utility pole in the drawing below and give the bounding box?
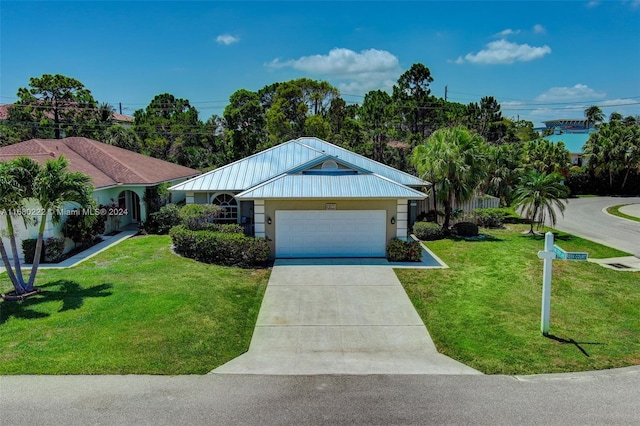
[444,85,448,102]
[119,102,123,114]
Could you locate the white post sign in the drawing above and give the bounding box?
[537,232,556,336]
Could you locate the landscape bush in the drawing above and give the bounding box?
[178,204,222,230]
[21,239,41,264]
[412,221,445,241]
[473,208,507,228]
[62,208,106,248]
[44,237,66,262]
[145,204,181,234]
[22,237,66,263]
[416,209,440,223]
[386,238,422,262]
[169,225,270,268]
[451,221,479,237]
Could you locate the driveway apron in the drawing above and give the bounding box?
[213,265,481,375]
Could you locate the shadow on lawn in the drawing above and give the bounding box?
[449,234,503,243]
[545,334,605,357]
[521,232,576,242]
[0,280,112,325]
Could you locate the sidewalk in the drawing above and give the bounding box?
[0,226,139,273]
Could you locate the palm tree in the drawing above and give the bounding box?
[522,139,571,177]
[609,112,623,122]
[0,157,40,294]
[585,105,604,129]
[411,126,488,230]
[485,143,524,206]
[513,170,569,234]
[25,156,94,290]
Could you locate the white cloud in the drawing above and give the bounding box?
[461,39,551,64]
[216,34,239,45]
[536,84,606,102]
[495,28,520,37]
[587,1,600,8]
[268,48,399,76]
[533,24,546,34]
[266,48,401,95]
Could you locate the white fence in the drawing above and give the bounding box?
[415,190,500,224]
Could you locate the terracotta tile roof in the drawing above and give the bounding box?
[0,103,134,123]
[0,105,10,120]
[0,137,200,189]
[112,112,134,122]
[387,140,410,149]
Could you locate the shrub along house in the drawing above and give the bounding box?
[169,137,429,258]
[0,137,199,259]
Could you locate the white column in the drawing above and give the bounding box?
[254,200,265,238]
[396,199,408,239]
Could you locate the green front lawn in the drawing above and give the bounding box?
[398,225,640,375]
[0,235,268,374]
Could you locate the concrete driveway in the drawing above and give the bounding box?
[213,265,480,375]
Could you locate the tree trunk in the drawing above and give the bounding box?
[442,198,452,230]
[0,239,24,294]
[621,167,631,191]
[26,213,47,290]
[529,204,539,234]
[5,214,26,287]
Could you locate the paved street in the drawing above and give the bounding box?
[548,196,640,257]
[2,368,640,425]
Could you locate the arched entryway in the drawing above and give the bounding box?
[117,190,142,224]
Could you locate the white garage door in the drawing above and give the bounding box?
[275,210,387,258]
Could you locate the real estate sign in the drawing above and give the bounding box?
[554,245,588,261]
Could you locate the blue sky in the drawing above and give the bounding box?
[1,1,639,127]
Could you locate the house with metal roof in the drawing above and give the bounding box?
[169,137,429,258]
[543,132,591,166]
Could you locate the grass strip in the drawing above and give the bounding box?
[606,204,640,223]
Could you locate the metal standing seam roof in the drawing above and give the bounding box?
[235,173,427,199]
[542,134,590,154]
[169,137,429,193]
[296,137,427,187]
[169,140,322,191]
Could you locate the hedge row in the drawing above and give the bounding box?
[169,225,269,268]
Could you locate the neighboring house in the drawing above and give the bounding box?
[0,137,199,259]
[542,118,595,134]
[543,131,591,167]
[169,137,429,258]
[0,103,134,128]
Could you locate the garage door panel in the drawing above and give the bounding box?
[275,210,386,258]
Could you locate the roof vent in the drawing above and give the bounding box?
[321,159,338,169]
